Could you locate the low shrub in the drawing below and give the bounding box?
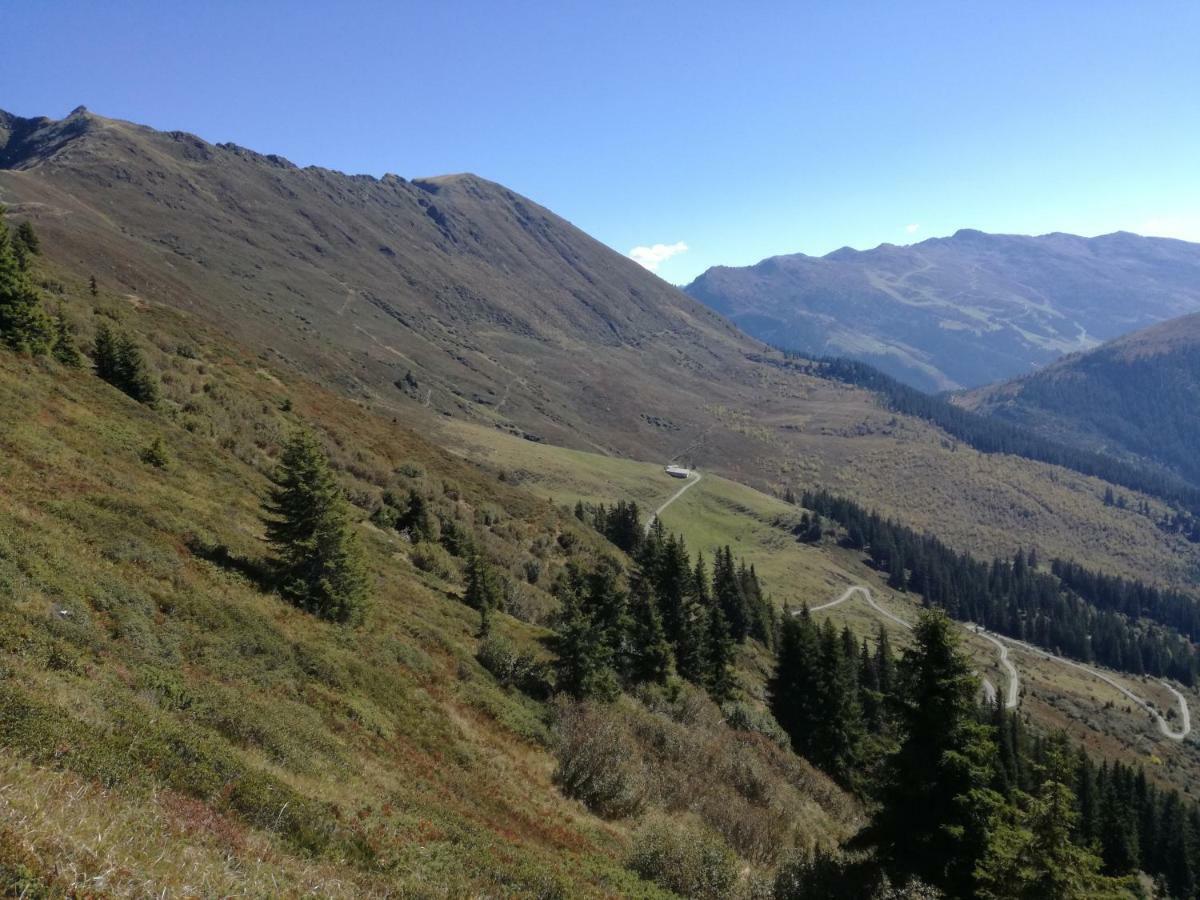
[476,636,552,699]
[553,701,647,819]
[626,816,739,900]
[409,542,457,581]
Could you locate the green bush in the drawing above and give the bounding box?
[553,701,646,819]
[140,435,171,468]
[476,635,551,699]
[410,542,457,581]
[626,816,738,900]
[722,700,789,747]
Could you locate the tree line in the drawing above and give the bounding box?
[802,488,1198,683]
[1053,558,1200,645]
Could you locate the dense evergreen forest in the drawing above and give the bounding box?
[802,488,1199,684]
[558,500,777,700]
[768,351,1200,524]
[1009,343,1200,490]
[1053,558,1200,645]
[772,611,1200,897]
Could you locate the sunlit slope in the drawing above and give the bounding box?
[441,419,1200,793]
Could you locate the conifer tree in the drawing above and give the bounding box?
[89,274,98,297]
[706,602,735,700]
[869,611,1003,895]
[713,546,749,641]
[51,308,82,367]
[629,578,673,685]
[673,553,710,684]
[115,332,159,405]
[464,543,500,617]
[553,565,618,700]
[14,221,40,258]
[770,608,824,758]
[93,322,119,382]
[976,739,1132,899]
[264,429,367,623]
[0,209,52,354]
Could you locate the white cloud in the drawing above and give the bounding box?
[1137,215,1200,244]
[904,223,921,235]
[629,241,689,272]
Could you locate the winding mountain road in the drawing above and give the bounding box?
[807,586,1015,709]
[645,470,702,535]
[803,585,1192,739]
[985,631,1191,741]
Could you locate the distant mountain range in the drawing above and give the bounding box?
[684,230,1200,391]
[957,311,1200,490]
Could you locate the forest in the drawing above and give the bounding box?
[802,489,1199,684]
[769,351,1200,523]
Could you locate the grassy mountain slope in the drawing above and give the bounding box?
[685,230,1200,391]
[0,278,859,895]
[441,419,1200,796]
[958,312,1200,490]
[3,107,1199,595]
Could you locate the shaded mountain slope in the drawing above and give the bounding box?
[958,312,1200,490]
[685,230,1200,391]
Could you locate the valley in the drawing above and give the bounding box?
[3,102,1200,897]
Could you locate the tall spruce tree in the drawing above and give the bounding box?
[769,608,824,759]
[868,611,1003,895]
[553,564,619,700]
[264,429,367,623]
[51,308,82,367]
[976,739,1132,899]
[629,577,673,685]
[0,208,52,354]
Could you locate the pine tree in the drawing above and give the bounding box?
[706,602,735,700]
[770,608,824,758]
[812,619,864,784]
[464,543,499,614]
[93,322,120,382]
[92,324,158,404]
[629,577,673,685]
[713,546,749,641]
[89,274,98,297]
[553,565,618,700]
[869,611,1003,895]
[976,738,1132,899]
[673,553,710,684]
[51,308,82,367]
[115,333,159,405]
[264,429,367,623]
[0,209,52,354]
[404,489,439,543]
[14,221,40,258]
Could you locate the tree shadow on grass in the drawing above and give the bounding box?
[186,536,277,593]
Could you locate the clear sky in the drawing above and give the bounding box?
[3,1,1199,283]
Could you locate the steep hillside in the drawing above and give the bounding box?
[958,312,1200,492]
[0,271,859,895]
[0,105,760,460]
[4,106,1200,594]
[685,230,1200,391]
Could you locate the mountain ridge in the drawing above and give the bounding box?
[685,228,1200,391]
[957,310,1200,491]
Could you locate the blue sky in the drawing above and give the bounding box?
[3,1,1199,283]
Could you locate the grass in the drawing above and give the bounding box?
[0,282,863,895]
[439,418,1200,795]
